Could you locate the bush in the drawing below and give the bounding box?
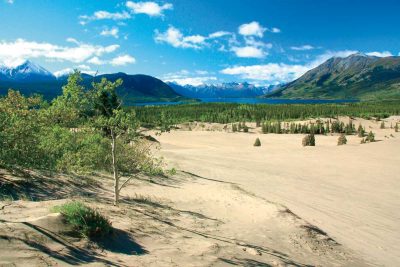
[366,131,375,142]
[380,121,385,129]
[302,134,315,146]
[337,134,347,145]
[254,137,261,147]
[52,201,112,239]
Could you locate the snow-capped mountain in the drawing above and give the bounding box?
[167,82,277,98]
[0,60,56,82]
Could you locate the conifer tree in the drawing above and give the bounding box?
[253,137,261,147]
[337,134,347,145]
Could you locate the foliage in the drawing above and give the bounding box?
[366,131,375,142]
[253,138,261,147]
[302,134,315,146]
[133,101,400,128]
[337,134,347,145]
[52,201,112,239]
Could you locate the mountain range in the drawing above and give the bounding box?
[265,53,400,100]
[0,61,185,104]
[2,54,400,103]
[167,82,275,98]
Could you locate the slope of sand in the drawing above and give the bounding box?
[1,165,368,266]
[155,117,400,266]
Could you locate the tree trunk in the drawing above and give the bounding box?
[111,130,119,206]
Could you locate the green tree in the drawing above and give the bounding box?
[380,121,385,129]
[253,137,261,147]
[337,134,347,145]
[302,134,315,146]
[366,131,375,142]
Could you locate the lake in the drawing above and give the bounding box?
[133,98,359,106]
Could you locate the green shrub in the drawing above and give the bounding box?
[337,134,347,145]
[302,134,315,146]
[254,137,261,147]
[52,201,112,239]
[366,131,375,142]
[380,121,385,129]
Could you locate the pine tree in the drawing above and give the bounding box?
[302,134,315,146]
[380,121,385,129]
[395,123,398,132]
[357,124,365,137]
[253,137,261,147]
[366,131,375,142]
[337,134,347,145]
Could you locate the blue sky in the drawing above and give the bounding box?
[1,0,399,85]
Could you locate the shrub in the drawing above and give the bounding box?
[254,137,261,147]
[360,138,366,144]
[302,134,315,146]
[380,121,385,129]
[243,125,249,133]
[52,201,112,239]
[357,124,365,137]
[337,134,347,145]
[366,131,375,142]
[395,123,399,132]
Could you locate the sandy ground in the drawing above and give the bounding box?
[154,116,400,266]
[0,116,398,266]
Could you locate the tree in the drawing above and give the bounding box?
[91,78,137,205]
[357,124,365,137]
[253,137,261,147]
[337,134,347,145]
[366,131,375,142]
[380,121,385,129]
[395,123,399,132]
[302,134,315,146]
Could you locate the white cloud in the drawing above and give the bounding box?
[290,45,315,51]
[100,27,119,38]
[126,1,172,17]
[208,31,232,38]
[162,69,217,86]
[231,46,267,58]
[53,65,94,77]
[221,63,309,83]
[87,56,104,65]
[110,54,136,66]
[0,39,120,67]
[5,0,14,4]
[155,26,207,49]
[271,27,281,33]
[54,68,73,78]
[238,21,266,38]
[79,10,131,24]
[366,51,393,57]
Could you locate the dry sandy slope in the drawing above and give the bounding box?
[1,170,366,266]
[155,117,400,267]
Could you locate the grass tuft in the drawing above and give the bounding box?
[52,201,112,239]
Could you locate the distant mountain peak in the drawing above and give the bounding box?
[0,60,55,82]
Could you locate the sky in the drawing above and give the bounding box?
[1,0,399,86]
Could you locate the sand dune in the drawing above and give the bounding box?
[155,116,400,266]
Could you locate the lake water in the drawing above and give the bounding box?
[134,98,358,106]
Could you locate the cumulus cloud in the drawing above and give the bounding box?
[110,54,136,66]
[208,31,232,38]
[53,65,96,77]
[100,27,119,38]
[221,50,366,83]
[162,69,217,86]
[231,46,267,58]
[126,1,172,16]
[290,45,315,51]
[366,51,393,57]
[154,26,207,49]
[0,39,120,67]
[221,63,309,84]
[238,21,266,38]
[79,11,131,24]
[87,56,104,65]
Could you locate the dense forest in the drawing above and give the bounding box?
[132,101,400,128]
